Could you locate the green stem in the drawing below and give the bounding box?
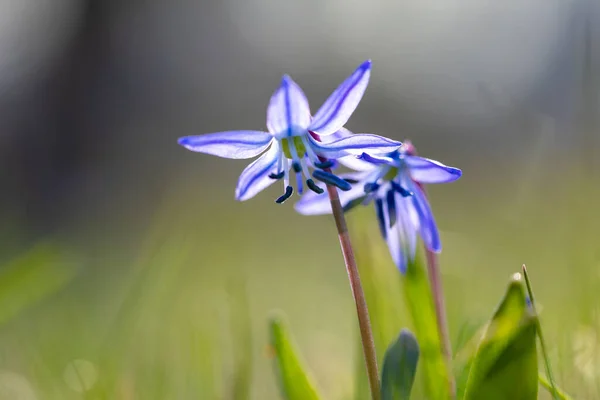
[324,174,381,400]
[522,265,559,400]
[425,250,456,399]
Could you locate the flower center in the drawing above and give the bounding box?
[281,136,307,159]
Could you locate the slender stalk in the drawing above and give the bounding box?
[522,265,559,400]
[425,249,456,398]
[323,168,381,400]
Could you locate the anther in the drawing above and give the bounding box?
[275,186,294,204]
[344,178,359,184]
[391,181,413,197]
[292,162,302,173]
[386,190,397,228]
[375,198,387,239]
[314,160,334,169]
[343,196,368,213]
[269,171,285,180]
[312,170,352,191]
[306,179,324,194]
[364,182,380,193]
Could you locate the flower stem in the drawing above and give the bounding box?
[425,249,456,399]
[324,174,381,400]
[522,265,559,400]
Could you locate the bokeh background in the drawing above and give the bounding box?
[0,0,599,398]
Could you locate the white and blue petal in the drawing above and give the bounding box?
[178,131,273,159]
[404,155,462,184]
[267,75,311,136]
[408,181,441,252]
[309,134,401,159]
[308,60,372,136]
[294,172,369,215]
[322,128,383,171]
[357,152,397,166]
[235,142,282,201]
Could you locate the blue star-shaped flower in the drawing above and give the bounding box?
[295,138,462,273]
[178,60,401,203]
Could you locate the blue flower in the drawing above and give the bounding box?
[295,139,462,273]
[178,60,401,203]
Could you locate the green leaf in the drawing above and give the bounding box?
[463,273,538,400]
[269,316,322,400]
[401,256,451,399]
[381,329,420,400]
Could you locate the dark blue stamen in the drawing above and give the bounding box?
[306,179,324,194]
[375,198,386,239]
[292,162,302,173]
[386,190,397,228]
[275,186,294,204]
[344,178,359,184]
[364,182,380,193]
[343,196,368,213]
[314,160,334,169]
[391,181,413,197]
[269,171,285,180]
[312,170,352,191]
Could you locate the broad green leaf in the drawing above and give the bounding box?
[269,316,322,400]
[381,329,420,400]
[463,274,538,400]
[401,256,451,399]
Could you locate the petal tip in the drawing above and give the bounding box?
[359,59,372,70]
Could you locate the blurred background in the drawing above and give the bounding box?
[0,0,599,398]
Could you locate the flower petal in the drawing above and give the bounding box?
[294,172,368,215]
[409,182,441,252]
[267,75,311,136]
[404,155,462,184]
[178,131,272,159]
[309,60,372,136]
[235,142,281,201]
[309,134,401,159]
[383,192,419,274]
[358,152,397,165]
[321,128,380,171]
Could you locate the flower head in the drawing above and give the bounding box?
[295,139,462,273]
[178,61,401,203]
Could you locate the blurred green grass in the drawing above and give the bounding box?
[0,159,598,399]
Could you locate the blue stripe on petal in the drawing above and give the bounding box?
[404,155,462,184]
[267,75,311,136]
[309,134,401,159]
[309,60,372,136]
[178,131,273,159]
[410,183,441,252]
[235,142,281,201]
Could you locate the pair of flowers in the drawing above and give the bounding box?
[178,60,461,272]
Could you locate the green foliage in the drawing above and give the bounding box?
[401,256,452,399]
[539,374,573,400]
[0,242,77,326]
[269,316,322,400]
[380,329,419,400]
[227,279,253,400]
[463,274,538,400]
